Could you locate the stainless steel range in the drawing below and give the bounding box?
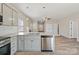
[0,37,10,55]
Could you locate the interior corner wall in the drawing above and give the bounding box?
[59,18,69,38]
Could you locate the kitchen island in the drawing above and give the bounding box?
[17,32,55,52]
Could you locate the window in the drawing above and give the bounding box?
[18,18,24,35]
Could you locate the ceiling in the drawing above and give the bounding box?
[12,3,79,21]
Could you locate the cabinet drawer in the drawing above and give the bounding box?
[11,45,16,49]
[11,48,16,55]
[11,43,16,47]
[11,40,16,43]
[11,37,17,42]
[11,39,16,42]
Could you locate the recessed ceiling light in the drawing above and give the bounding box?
[26,6,29,8]
[43,6,46,8]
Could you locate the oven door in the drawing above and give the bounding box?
[0,43,10,55]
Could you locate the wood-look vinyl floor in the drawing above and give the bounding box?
[55,36,79,55]
[15,51,54,55]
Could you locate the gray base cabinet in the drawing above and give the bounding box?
[17,34,41,52]
[17,35,24,51]
[11,36,17,55]
[24,36,41,51]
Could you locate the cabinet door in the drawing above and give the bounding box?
[12,10,18,26]
[17,35,24,51]
[24,36,31,51]
[0,3,1,14]
[11,36,17,55]
[3,4,12,25]
[31,37,41,51]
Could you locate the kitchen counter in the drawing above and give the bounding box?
[40,32,53,37]
[18,32,55,52]
[0,37,10,41]
[18,32,53,36]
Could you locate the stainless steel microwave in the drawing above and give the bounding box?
[0,15,3,25]
[0,15,2,22]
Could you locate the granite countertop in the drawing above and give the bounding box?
[0,32,18,37]
[0,37,10,41]
[18,32,53,36]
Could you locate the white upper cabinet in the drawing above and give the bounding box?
[3,4,13,25]
[3,4,18,26]
[0,3,2,15]
[12,10,18,26]
[0,3,1,14]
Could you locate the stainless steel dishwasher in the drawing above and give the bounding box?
[41,35,54,52]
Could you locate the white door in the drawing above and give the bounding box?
[73,21,78,38]
[53,24,58,36]
[77,21,79,41]
[69,20,73,38]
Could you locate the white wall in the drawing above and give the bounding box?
[59,18,69,38]
[58,15,79,40]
